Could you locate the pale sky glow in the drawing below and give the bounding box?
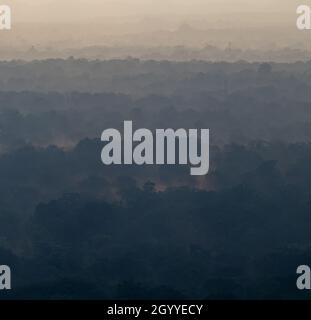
[6,0,302,23]
[1,0,308,51]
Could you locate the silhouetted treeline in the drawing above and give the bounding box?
[1,45,311,62]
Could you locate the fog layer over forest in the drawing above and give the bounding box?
[0,58,311,298]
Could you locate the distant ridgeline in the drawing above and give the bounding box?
[0,5,11,30]
[297,5,311,30]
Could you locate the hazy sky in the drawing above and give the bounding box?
[7,0,302,23]
[1,0,308,52]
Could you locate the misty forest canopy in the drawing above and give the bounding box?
[1,59,311,299]
[0,59,310,149]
